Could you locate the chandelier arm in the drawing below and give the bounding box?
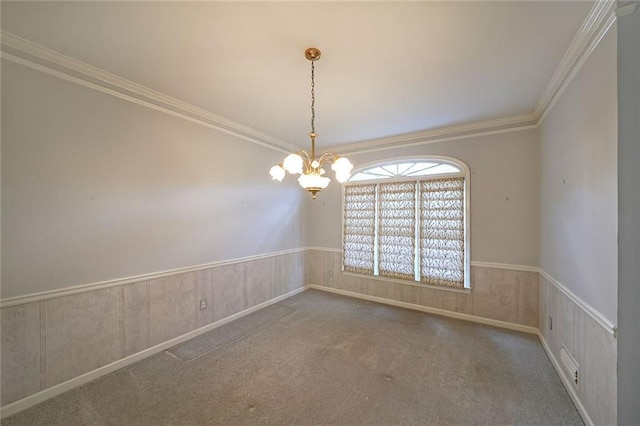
[298,150,311,162]
[297,150,312,174]
[317,152,338,166]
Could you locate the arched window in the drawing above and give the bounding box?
[342,157,470,289]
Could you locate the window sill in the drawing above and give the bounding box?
[341,271,471,294]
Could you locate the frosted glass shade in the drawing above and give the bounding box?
[335,171,351,183]
[283,154,304,174]
[331,157,353,174]
[297,173,331,190]
[269,165,285,181]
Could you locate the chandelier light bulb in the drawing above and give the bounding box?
[335,172,351,183]
[332,157,353,174]
[269,165,285,181]
[283,153,304,174]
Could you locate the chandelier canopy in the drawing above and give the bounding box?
[269,48,353,199]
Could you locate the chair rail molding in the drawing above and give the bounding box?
[538,268,617,336]
[0,247,309,308]
[307,247,617,336]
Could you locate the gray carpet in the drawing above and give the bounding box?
[2,290,583,425]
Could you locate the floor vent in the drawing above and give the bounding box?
[560,344,579,388]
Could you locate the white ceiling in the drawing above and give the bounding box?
[1,1,594,150]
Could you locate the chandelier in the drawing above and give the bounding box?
[269,48,353,199]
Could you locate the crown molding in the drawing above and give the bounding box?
[333,113,538,156]
[534,0,617,124]
[0,0,621,156]
[616,2,637,19]
[0,32,536,155]
[333,0,620,156]
[0,30,297,154]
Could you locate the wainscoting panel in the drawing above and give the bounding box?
[307,249,538,327]
[309,248,620,425]
[0,303,41,405]
[148,273,198,347]
[245,257,273,310]
[275,251,306,298]
[538,274,617,426]
[472,266,538,325]
[122,281,149,357]
[0,250,306,409]
[211,263,247,323]
[42,288,122,389]
[1,247,616,426]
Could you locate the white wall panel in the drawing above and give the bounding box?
[539,26,617,323]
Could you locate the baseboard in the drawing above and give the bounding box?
[307,284,538,335]
[306,248,616,337]
[308,285,595,422]
[535,331,594,426]
[0,283,593,422]
[0,286,308,419]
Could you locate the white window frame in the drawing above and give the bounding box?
[341,156,471,291]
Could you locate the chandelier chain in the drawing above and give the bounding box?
[310,60,315,134]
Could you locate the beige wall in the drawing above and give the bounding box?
[307,129,540,267]
[536,22,618,426]
[1,59,308,298]
[539,25,617,323]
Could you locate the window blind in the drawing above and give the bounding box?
[343,184,376,274]
[419,177,465,288]
[378,181,416,280]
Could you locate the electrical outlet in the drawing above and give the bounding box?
[328,270,334,278]
[548,316,553,330]
[200,299,207,311]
